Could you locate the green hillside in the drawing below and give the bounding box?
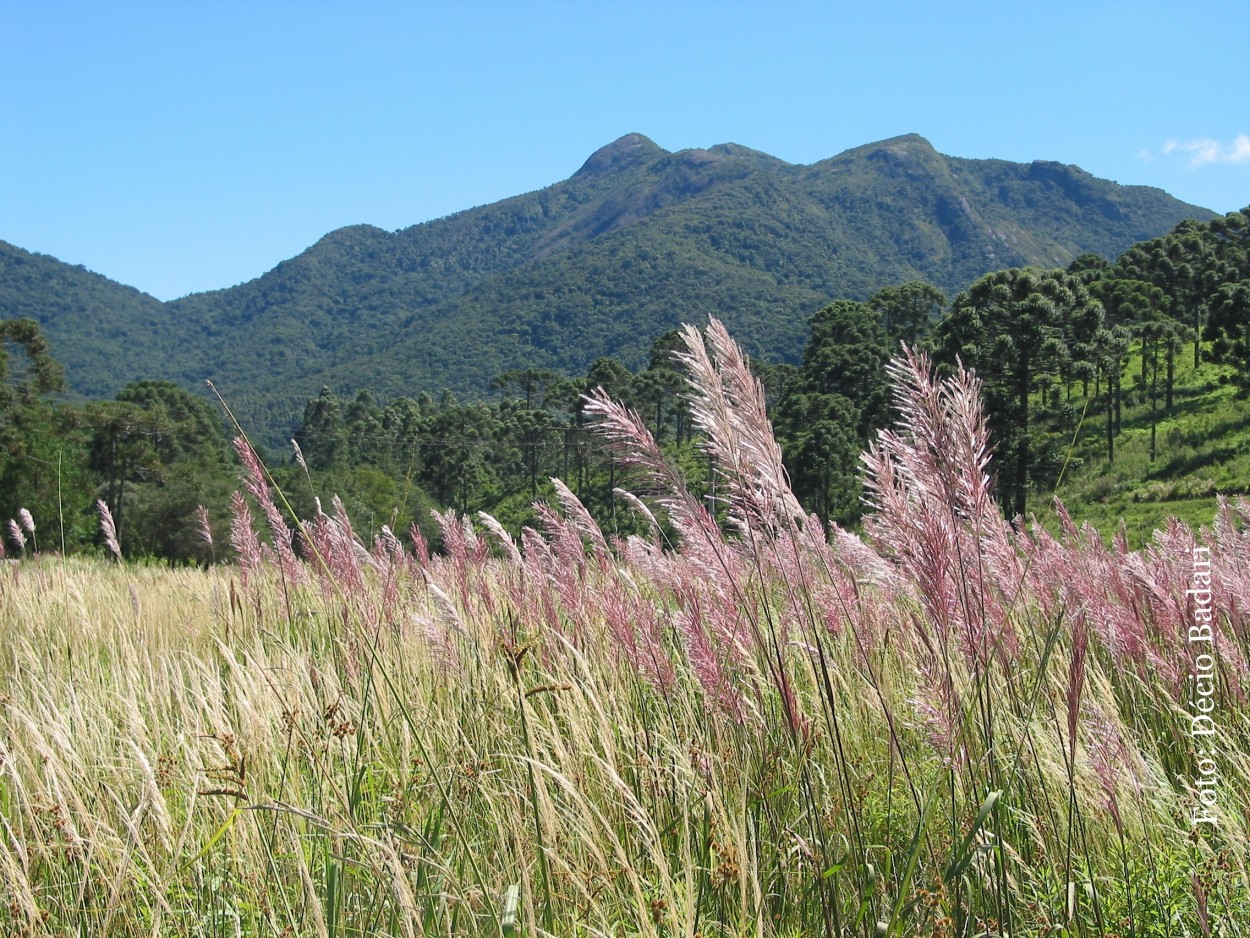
[1,133,1213,441]
[1051,347,1250,545]
[0,241,167,399]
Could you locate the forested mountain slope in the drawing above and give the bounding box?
[2,133,1213,437]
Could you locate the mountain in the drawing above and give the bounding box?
[0,241,168,399]
[2,133,1215,439]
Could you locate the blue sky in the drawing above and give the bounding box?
[3,1,1247,301]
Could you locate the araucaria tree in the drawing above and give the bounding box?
[869,280,946,346]
[934,267,1105,518]
[775,299,891,526]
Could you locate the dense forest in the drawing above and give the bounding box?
[2,207,1248,564]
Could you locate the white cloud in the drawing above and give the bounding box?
[1153,134,1250,168]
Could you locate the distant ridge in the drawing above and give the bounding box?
[0,133,1216,439]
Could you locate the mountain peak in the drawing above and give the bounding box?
[875,132,935,149]
[706,142,792,167]
[574,133,666,180]
[7,132,1216,442]
[839,133,938,160]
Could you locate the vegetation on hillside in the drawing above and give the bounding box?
[3,207,1250,564]
[0,240,168,397]
[2,134,1211,442]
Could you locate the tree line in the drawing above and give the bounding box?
[2,207,1247,562]
[781,207,1250,523]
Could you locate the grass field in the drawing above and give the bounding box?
[1,324,1247,936]
[1051,345,1250,546]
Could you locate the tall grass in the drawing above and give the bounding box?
[0,319,1247,935]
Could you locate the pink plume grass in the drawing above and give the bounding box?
[861,347,1018,667]
[195,505,213,548]
[229,492,263,584]
[17,507,36,554]
[673,318,806,539]
[614,487,663,550]
[409,523,430,566]
[96,500,121,562]
[233,437,305,587]
[598,576,675,695]
[477,511,522,566]
[673,591,746,722]
[549,477,610,560]
[581,387,722,557]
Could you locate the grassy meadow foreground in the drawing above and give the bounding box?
[1,325,1248,936]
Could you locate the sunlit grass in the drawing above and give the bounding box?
[1,326,1247,936]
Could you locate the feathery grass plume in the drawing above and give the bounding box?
[95,499,121,561]
[326,494,371,592]
[377,524,405,565]
[501,553,543,638]
[1085,522,1200,690]
[1160,517,1250,700]
[195,505,213,548]
[424,579,468,642]
[549,477,609,561]
[673,589,746,722]
[1026,504,1175,686]
[603,319,811,736]
[477,511,522,566]
[373,528,405,630]
[679,572,755,673]
[674,317,805,538]
[297,492,370,595]
[17,508,36,553]
[519,523,553,570]
[6,518,25,553]
[228,491,263,583]
[861,346,1017,666]
[534,501,588,573]
[432,507,466,564]
[519,524,565,631]
[408,522,430,565]
[910,658,963,766]
[599,575,675,694]
[1030,502,1185,695]
[614,487,663,550]
[1019,519,1076,626]
[617,527,674,589]
[1208,495,1250,623]
[582,386,721,556]
[533,502,591,624]
[433,508,477,609]
[301,500,336,592]
[1146,518,1203,633]
[415,605,462,674]
[831,526,904,598]
[1205,498,1250,694]
[233,436,305,587]
[1086,709,1132,831]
